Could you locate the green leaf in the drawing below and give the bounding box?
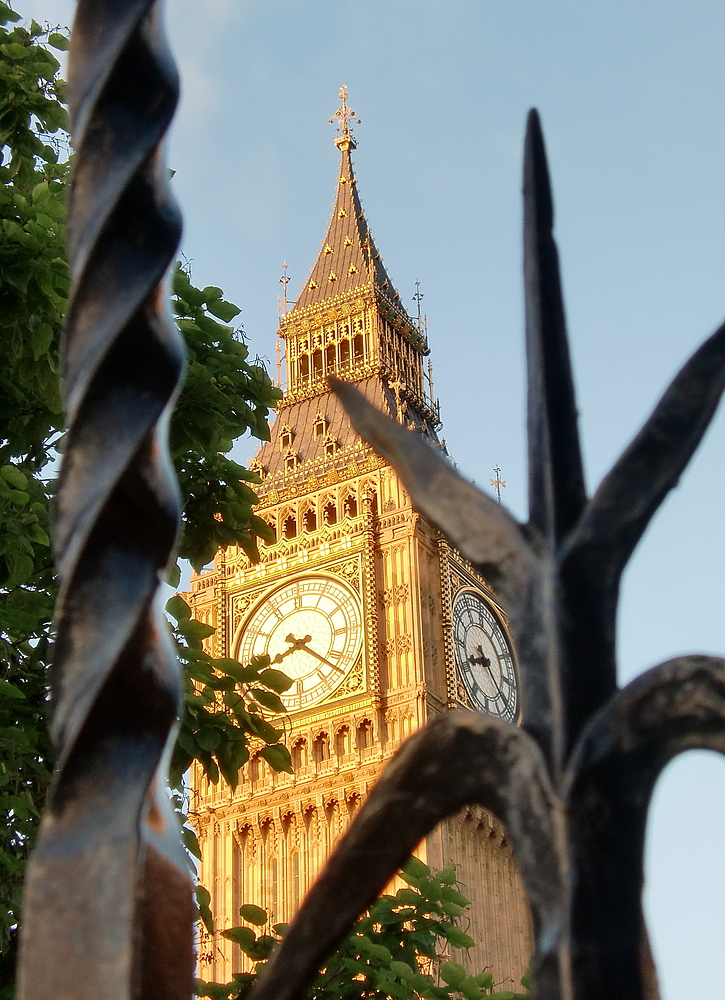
[166,594,192,621]
[26,523,50,547]
[239,903,268,926]
[403,856,430,879]
[0,679,25,700]
[206,298,241,322]
[181,825,201,860]
[441,887,470,907]
[390,961,414,980]
[196,725,222,751]
[195,885,214,933]
[437,866,457,884]
[1,464,27,489]
[48,32,69,50]
[440,923,475,950]
[177,618,215,641]
[222,925,256,948]
[439,962,466,988]
[251,687,286,713]
[257,668,294,693]
[260,743,293,773]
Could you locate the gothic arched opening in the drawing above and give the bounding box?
[313,732,330,763]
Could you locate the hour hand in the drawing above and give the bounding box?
[271,633,313,663]
[296,639,345,674]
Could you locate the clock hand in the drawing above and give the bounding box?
[271,633,313,664]
[468,646,503,696]
[295,637,345,674]
[270,634,344,674]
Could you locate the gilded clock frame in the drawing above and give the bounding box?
[227,551,370,713]
[444,555,520,723]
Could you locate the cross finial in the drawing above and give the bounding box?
[279,260,290,314]
[329,85,360,150]
[413,279,424,329]
[490,465,507,503]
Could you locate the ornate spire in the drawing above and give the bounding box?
[292,87,402,314]
[329,85,360,151]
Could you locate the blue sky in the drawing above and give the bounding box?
[31,1,725,995]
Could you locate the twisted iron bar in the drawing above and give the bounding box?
[250,111,725,1000]
[18,3,192,999]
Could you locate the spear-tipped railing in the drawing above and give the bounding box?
[14,6,725,996]
[18,3,192,999]
[249,111,725,1000]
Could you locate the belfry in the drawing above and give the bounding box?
[188,88,531,987]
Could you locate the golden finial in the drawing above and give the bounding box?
[329,85,361,150]
[490,465,507,503]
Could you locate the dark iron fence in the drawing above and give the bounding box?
[18,3,193,999]
[17,4,725,1000]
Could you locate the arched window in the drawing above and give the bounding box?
[291,738,308,769]
[353,333,364,360]
[249,754,261,783]
[270,856,278,922]
[291,851,301,912]
[283,513,297,539]
[303,507,317,533]
[299,354,310,379]
[325,344,336,370]
[357,719,374,752]
[335,726,351,757]
[313,413,328,440]
[323,500,337,526]
[261,519,276,545]
[279,425,293,451]
[343,494,357,519]
[312,349,323,376]
[340,339,350,366]
[313,732,330,763]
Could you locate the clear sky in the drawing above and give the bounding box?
[29,1,725,996]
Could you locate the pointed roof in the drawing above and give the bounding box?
[292,88,404,314]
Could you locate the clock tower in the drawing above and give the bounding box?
[188,89,531,988]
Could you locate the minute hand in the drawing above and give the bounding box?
[297,640,345,674]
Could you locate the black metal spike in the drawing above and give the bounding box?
[251,713,566,1000]
[524,110,587,548]
[569,317,725,579]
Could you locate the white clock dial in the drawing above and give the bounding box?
[236,575,363,712]
[453,590,518,722]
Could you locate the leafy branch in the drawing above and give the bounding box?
[196,859,528,1000]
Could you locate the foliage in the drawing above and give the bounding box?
[0,6,70,987]
[167,593,292,792]
[0,5,285,991]
[171,264,281,571]
[196,859,529,1000]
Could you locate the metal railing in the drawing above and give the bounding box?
[18,3,192,999]
[16,5,725,1000]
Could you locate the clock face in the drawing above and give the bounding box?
[453,590,518,723]
[236,575,363,712]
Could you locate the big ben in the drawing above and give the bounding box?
[188,89,531,988]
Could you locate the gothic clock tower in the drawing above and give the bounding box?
[188,89,531,988]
